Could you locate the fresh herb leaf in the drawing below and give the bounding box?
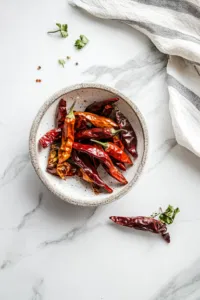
[80,35,89,44]
[75,35,89,50]
[159,205,180,225]
[58,59,66,68]
[48,23,68,38]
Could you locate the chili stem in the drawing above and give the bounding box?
[91,139,107,148]
[67,101,76,119]
[48,30,60,34]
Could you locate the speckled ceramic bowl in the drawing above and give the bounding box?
[29,84,148,206]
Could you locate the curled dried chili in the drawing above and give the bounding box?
[91,140,132,165]
[39,128,61,148]
[58,102,75,164]
[75,128,121,141]
[85,98,119,114]
[56,99,67,128]
[74,112,118,128]
[73,142,127,184]
[110,216,170,243]
[72,150,113,193]
[115,108,138,158]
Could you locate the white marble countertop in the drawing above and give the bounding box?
[1,1,200,299]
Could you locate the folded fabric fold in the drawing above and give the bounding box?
[70,0,200,157]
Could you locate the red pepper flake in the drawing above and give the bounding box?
[37,66,41,70]
[36,79,42,83]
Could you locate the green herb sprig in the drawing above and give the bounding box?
[75,35,89,49]
[58,59,66,68]
[151,205,180,225]
[48,23,68,38]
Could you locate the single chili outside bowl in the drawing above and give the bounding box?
[29,84,148,206]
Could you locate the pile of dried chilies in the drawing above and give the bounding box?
[39,97,138,194]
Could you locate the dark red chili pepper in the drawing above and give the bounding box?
[72,150,113,193]
[39,128,61,148]
[110,216,170,243]
[91,140,132,165]
[56,99,67,128]
[73,142,127,185]
[75,128,122,141]
[115,108,138,158]
[101,104,113,117]
[75,116,88,131]
[85,98,119,114]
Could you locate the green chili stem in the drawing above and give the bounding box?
[48,30,60,34]
[67,101,76,119]
[91,139,107,148]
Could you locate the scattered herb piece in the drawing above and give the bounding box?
[37,66,41,70]
[36,79,42,83]
[66,56,71,60]
[159,205,180,225]
[58,59,66,68]
[75,62,79,66]
[75,35,89,50]
[48,23,68,38]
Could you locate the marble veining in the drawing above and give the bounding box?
[0,0,200,299]
[16,192,43,231]
[0,154,29,189]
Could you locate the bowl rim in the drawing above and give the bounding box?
[29,83,149,206]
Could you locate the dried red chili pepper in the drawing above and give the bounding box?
[73,142,127,184]
[114,161,126,171]
[110,216,170,243]
[75,128,122,141]
[91,140,132,165]
[113,135,124,151]
[72,150,113,193]
[56,99,67,128]
[115,108,138,158]
[39,128,61,148]
[74,112,118,128]
[101,104,113,117]
[46,142,60,176]
[58,102,75,164]
[85,98,119,114]
[57,162,77,179]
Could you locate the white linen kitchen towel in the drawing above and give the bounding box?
[70,0,200,157]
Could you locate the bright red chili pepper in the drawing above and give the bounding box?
[73,142,127,185]
[74,112,118,128]
[58,102,75,164]
[113,135,124,151]
[39,128,61,148]
[91,140,132,165]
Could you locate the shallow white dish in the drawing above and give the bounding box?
[29,84,148,206]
